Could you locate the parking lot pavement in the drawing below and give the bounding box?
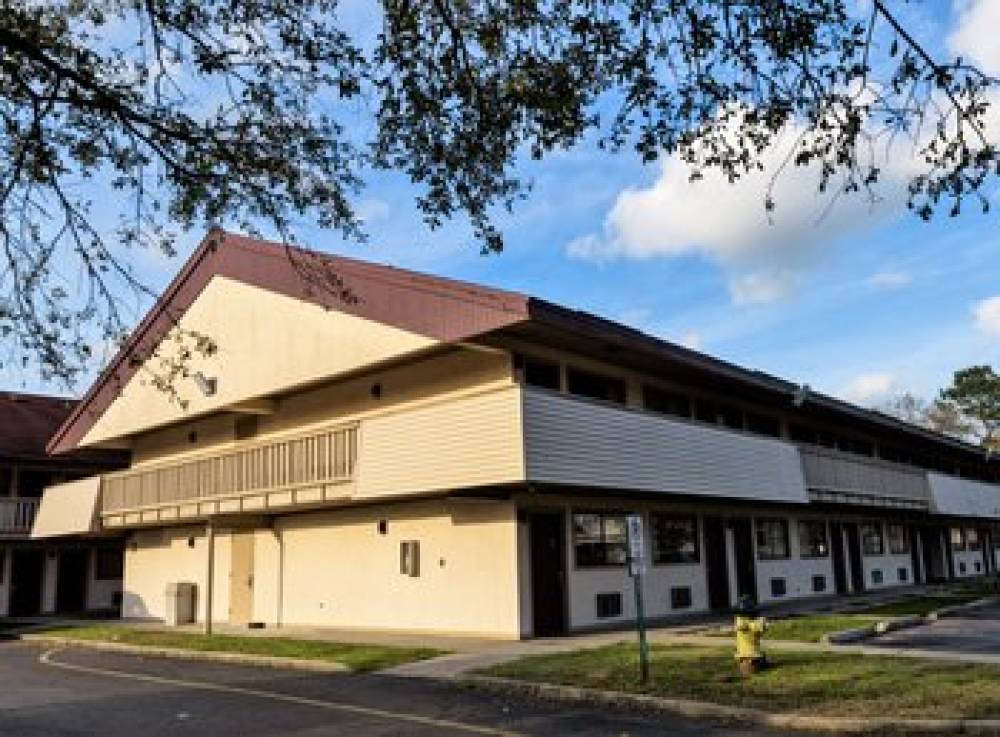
[0,641,800,737]
[870,600,1000,655]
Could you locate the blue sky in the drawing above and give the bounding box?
[3,0,999,408]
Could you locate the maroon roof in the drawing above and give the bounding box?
[48,229,534,454]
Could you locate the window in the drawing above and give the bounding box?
[798,521,829,558]
[596,592,623,619]
[745,412,780,437]
[573,512,628,567]
[898,567,909,583]
[755,519,790,560]
[812,575,827,593]
[861,522,884,556]
[959,561,968,575]
[517,355,561,391]
[566,368,626,404]
[950,527,966,551]
[967,528,981,549]
[643,386,691,418]
[975,560,982,573]
[887,524,909,555]
[670,587,692,609]
[94,548,123,581]
[871,569,884,585]
[400,540,420,577]
[651,513,699,564]
[770,578,787,597]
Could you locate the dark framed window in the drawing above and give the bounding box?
[643,386,691,418]
[959,561,968,574]
[755,519,790,560]
[573,511,628,567]
[812,575,827,593]
[770,578,787,597]
[670,587,693,609]
[596,592,623,618]
[94,548,124,581]
[566,368,626,405]
[871,569,884,585]
[798,520,829,558]
[650,513,699,564]
[950,527,966,551]
[898,567,909,582]
[861,522,884,556]
[887,524,909,555]
[966,528,981,549]
[517,355,561,391]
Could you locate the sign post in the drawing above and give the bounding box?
[626,513,650,684]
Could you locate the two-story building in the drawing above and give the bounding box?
[33,229,1000,637]
[1,392,126,617]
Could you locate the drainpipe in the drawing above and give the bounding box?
[205,520,214,635]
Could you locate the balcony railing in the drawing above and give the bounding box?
[799,444,931,508]
[0,498,40,535]
[101,423,358,514]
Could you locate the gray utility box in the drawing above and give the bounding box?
[164,582,197,626]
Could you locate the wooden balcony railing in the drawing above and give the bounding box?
[799,444,931,506]
[0,498,40,534]
[101,424,358,514]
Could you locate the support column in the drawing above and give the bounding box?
[205,520,215,635]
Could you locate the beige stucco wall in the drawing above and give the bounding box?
[123,525,231,622]
[83,275,441,448]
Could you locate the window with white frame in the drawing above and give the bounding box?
[755,519,790,560]
[861,522,884,556]
[950,527,966,551]
[573,511,629,567]
[798,520,829,558]
[651,513,699,564]
[887,524,909,555]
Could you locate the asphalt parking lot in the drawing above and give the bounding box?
[871,600,1000,655]
[0,641,799,737]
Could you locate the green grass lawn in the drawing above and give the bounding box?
[482,642,1000,719]
[36,625,445,672]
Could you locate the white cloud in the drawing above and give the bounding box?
[838,371,895,405]
[867,271,912,290]
[566,116,918,306]
[948,0,1000,76]
[973,295,1000,336]
[678,331,703,351]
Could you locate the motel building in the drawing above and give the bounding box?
[30,229,1000,638]
[1,393,125,618]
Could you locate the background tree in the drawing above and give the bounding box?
[879,391,975,442]
[1,0,996,386]
[941,366,1000,452]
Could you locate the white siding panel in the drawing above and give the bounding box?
[357,387,525,498]
[928,473,1000,519]
[523,389,809,504]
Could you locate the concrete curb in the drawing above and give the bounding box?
[929,596,1000,621]
[20,635,350,673]
[824,596,1000,645]
[463,675,1000,735]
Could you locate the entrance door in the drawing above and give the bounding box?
[920,526,945,582]
[703,516,729,610]
[829,521,849,594]
[909,526,923,584]
[9,550,44,617]
[229,531,255,625]
[56,549,88,613]
[844,523,865,592]
[529,513,566,636]
[731,518,757,603]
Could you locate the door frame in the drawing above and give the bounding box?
[527,510,568,637]
[229,530,256,625]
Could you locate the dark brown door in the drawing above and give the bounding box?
[732,519,757,603]
[829,521,848,594]
[844,523,865,592]
[529,513,566,637]
[9,549,44,617]
[703,516,729,610]
[56,549,88,614]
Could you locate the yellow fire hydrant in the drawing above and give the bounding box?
[734,597,767,676]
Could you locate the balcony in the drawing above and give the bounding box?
[101,423,358,527]
[0,498,40,536]
[799,445,931,510]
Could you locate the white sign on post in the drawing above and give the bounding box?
[626,514,645,577]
